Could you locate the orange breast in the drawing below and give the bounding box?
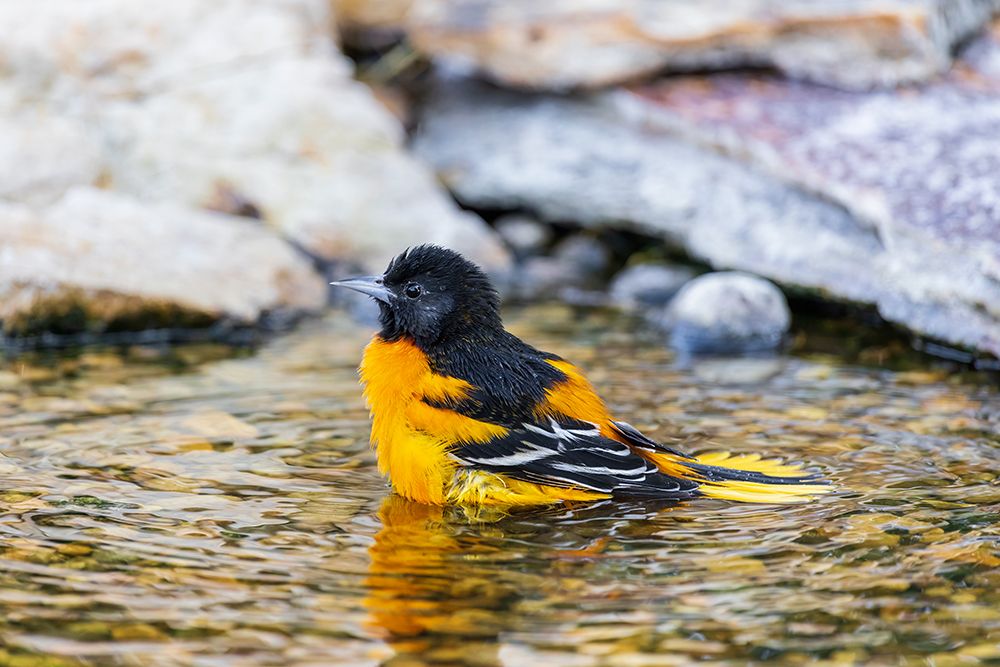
[359,336,507,504]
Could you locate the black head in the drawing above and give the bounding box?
[331,245,502,347]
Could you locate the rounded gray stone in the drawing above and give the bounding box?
[609,263,695,310]
[495,214,553,258]
[662,272,791,354]
[551,234,611,276]
[512,256,585,301]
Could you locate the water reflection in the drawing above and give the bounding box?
[365,496,698,666]
[366,497,505,666]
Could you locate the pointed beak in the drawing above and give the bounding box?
[329,275,393,304]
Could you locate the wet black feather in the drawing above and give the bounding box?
[451,417,701,499]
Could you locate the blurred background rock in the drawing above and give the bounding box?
[1,0,998,363]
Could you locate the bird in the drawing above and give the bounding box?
[331,245,829,507]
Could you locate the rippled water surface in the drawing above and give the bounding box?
[1,306,998,666]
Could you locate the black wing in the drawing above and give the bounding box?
[451,417,699,499]
[610,420,693,458]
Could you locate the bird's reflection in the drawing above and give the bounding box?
[365,496,512,666]
[364,495,686,665]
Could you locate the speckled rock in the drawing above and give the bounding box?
[414,76,1000,358]
[609,263,696,310]
[662,272,791,354]
[406,0,1000,90]
[620,17,1000,358]
[414,79,881,297]
[0,188,326,339]
[0,0,510,278]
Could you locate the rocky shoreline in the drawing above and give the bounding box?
[1,0,998,363]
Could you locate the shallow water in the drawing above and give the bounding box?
[0,305,998,667]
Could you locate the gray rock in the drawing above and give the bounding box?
[413,76,1000,358]
[620,18,1000,358]
[551,234,612,277]
[414,79,881,300]
[494,214,553,258]
[609,263,695,310]
[101,61,511,275]
[512,256,589,302]
[689,357,786,384]
[406,0,1000,91]
[0,113,103,205]
[0,0,510,281]
[0,188,326,339]
[662,272,791,354]
[505,232,612,302]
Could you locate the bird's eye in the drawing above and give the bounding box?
[403,282,423,299]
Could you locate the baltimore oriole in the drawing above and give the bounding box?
[332,245,829,507]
